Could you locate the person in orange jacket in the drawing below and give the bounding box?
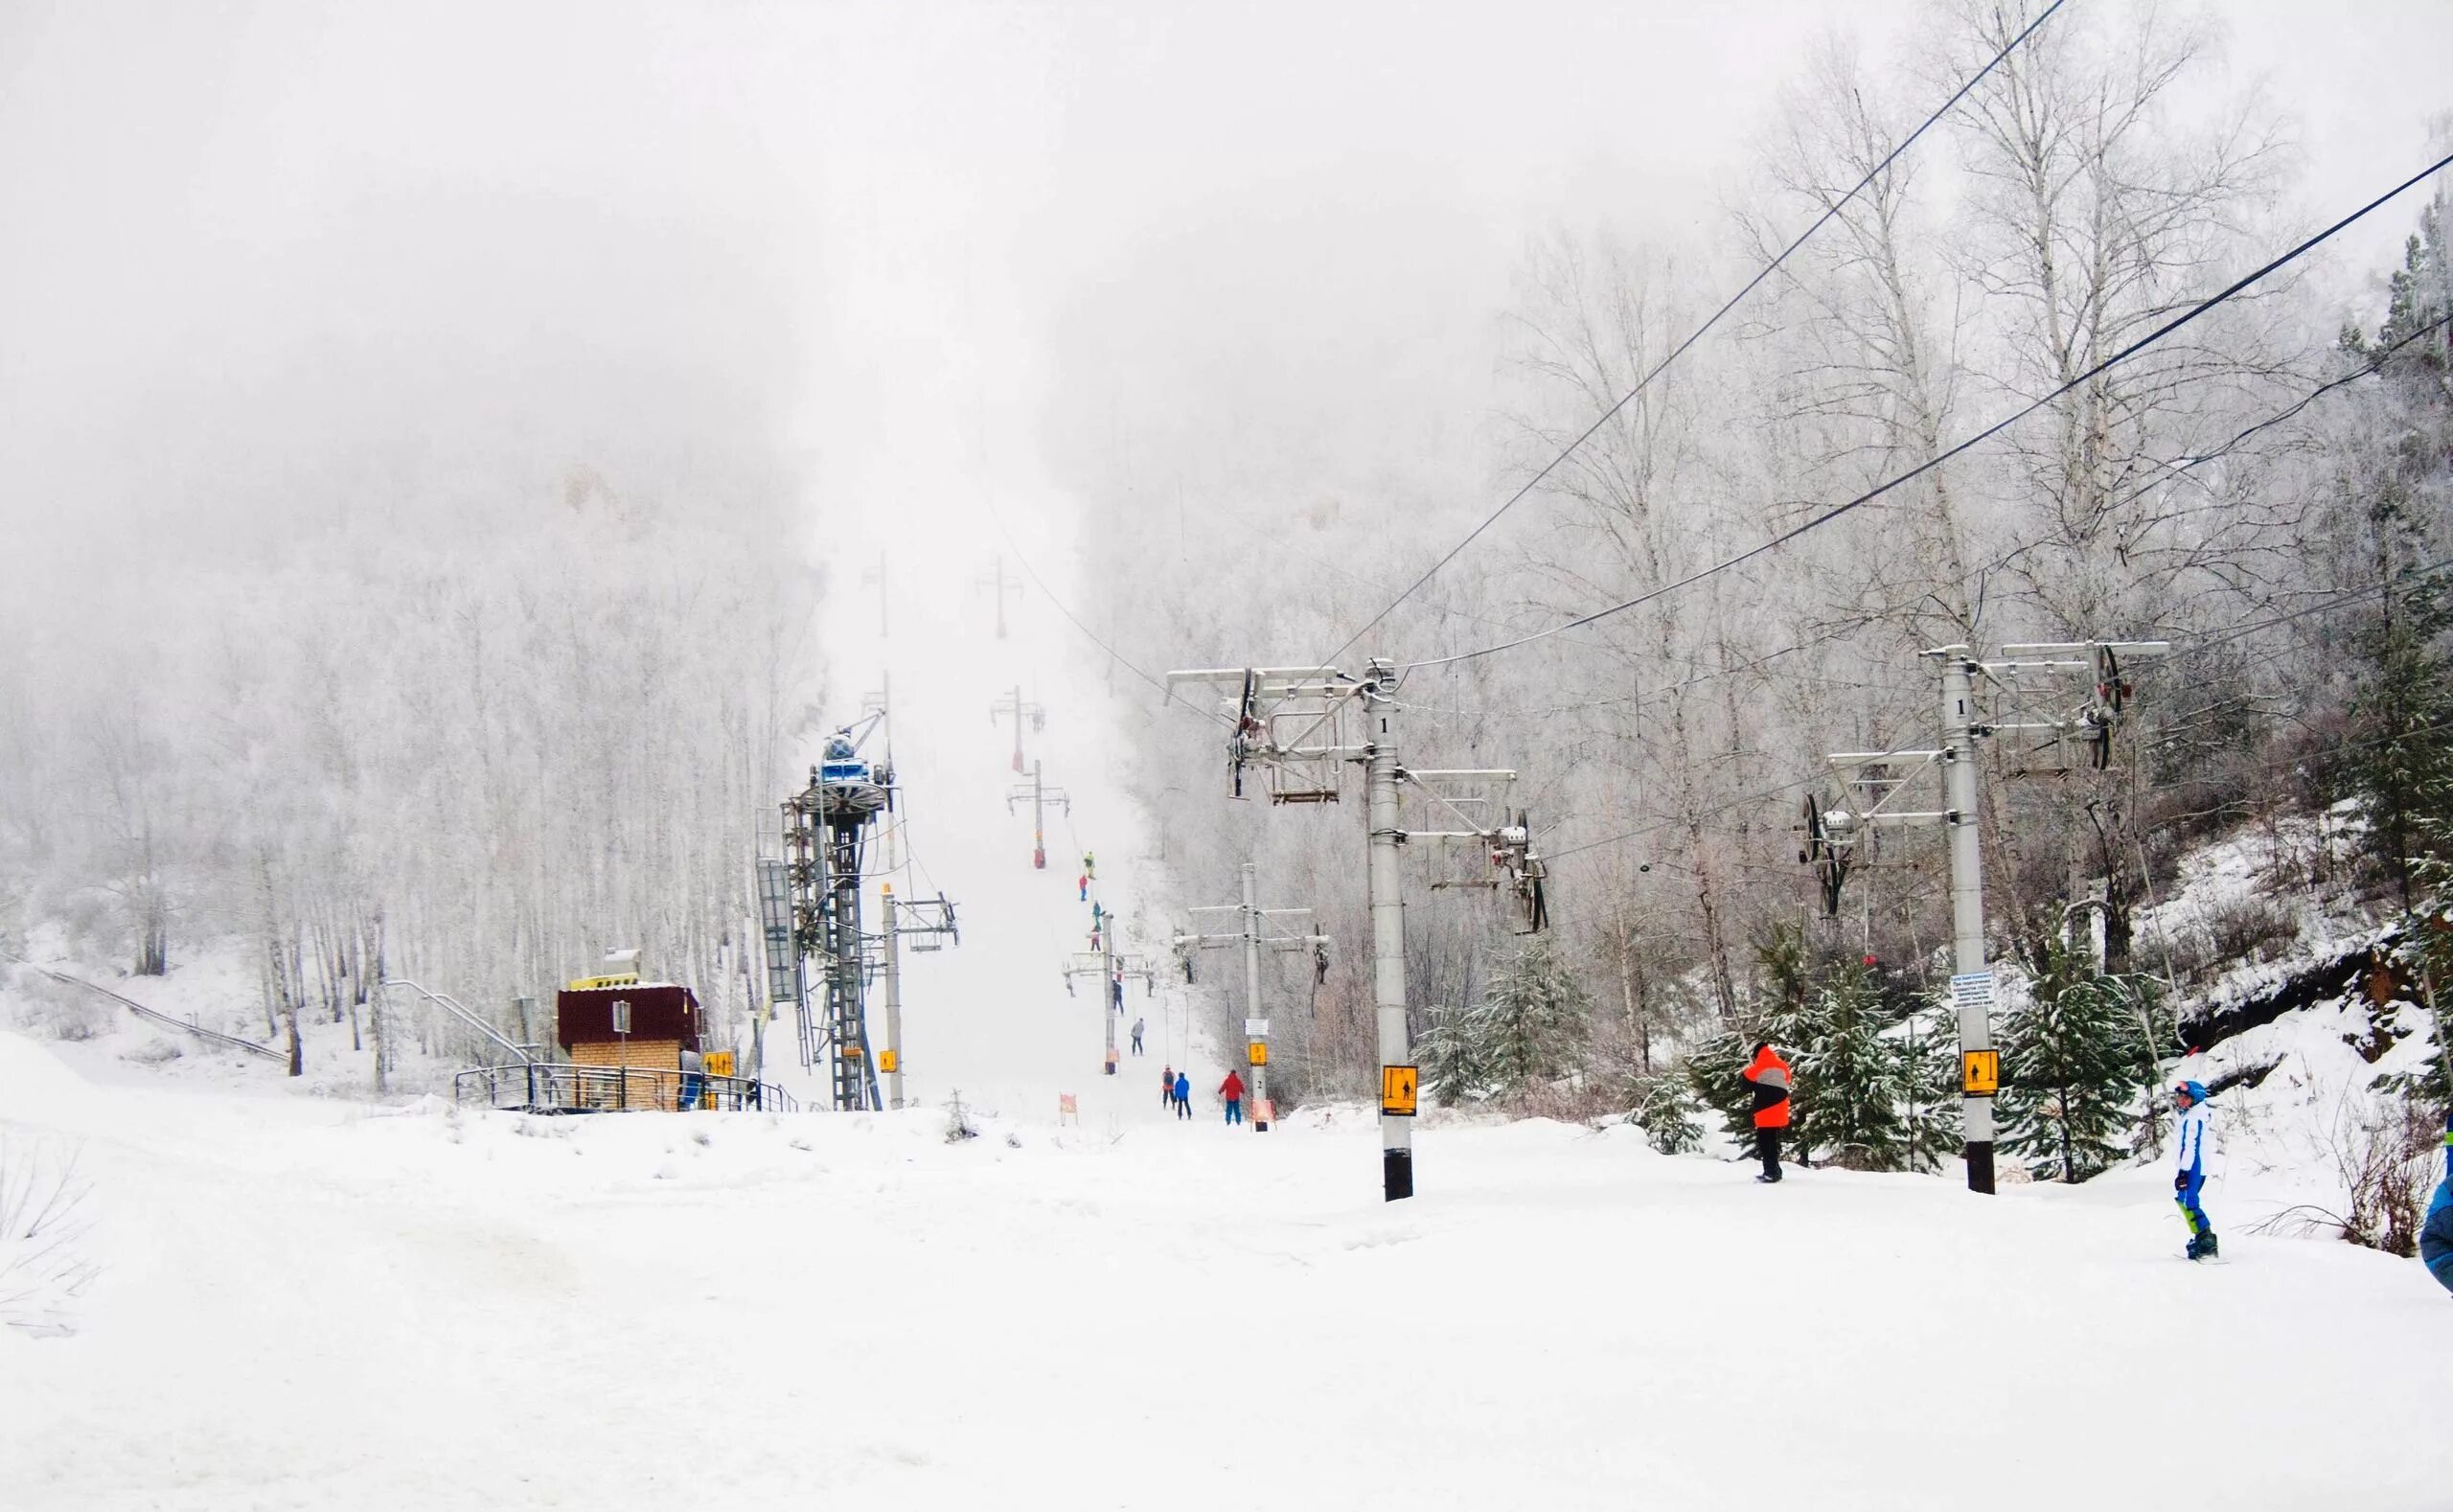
[1218,1069,1246,1126]
[1742,1041,1792,1183]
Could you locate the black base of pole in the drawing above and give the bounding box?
[1965,1138,1996,1195]
[1383,1147,1413,1202]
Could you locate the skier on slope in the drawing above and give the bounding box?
[2173,1080,2219,1261]
[2420,1108,2453,1297]
[1173,1070,1193,1119]
[1219,1068,1246,1126]
[1079,872,1089,903]
[1161,1064,1176,1109]
[1741,1042,1792,1182]
[1131,1017,1145,1056]
[1083,850,1096,881]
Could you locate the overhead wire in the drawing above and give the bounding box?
[1405,328,2453,724]
[1293,0,2071,684]
[1965,309,2453,587]
[980,495,1231,727]
[1398,149,2453,673]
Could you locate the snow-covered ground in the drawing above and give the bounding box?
[7,519,2450,1510]
[4,1029,2446,1512]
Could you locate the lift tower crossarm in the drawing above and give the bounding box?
[874,884,958,1109]
[990,684,1047,774]
[1005,759,1070,870]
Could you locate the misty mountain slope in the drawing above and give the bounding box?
[3,1025,2444,1512]
[774,517,1221,1129]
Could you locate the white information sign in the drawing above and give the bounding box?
[1245,1018,1271,1038]
[1949,973,1993,1013]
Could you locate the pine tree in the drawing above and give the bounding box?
[1794,959,1907,1170]
[1894,997,1962,1176]
[1998,942,2156,1181]
[1475,934,1591,1096]
[1418,1001,1496,1108]
[2342,207,2453,909]
[1684,1024,1762,1148]
[1628,1073,1704,1155]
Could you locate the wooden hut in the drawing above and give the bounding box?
[556,974,703,1111]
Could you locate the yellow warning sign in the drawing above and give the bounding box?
[1962,1049,2000,1096]
[704,1051,736,1078]
[1248,1041,1269,1065]
[877,1049,898,1073]
[1381,1065,1419,1116]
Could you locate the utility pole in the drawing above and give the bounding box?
[875,882,960,1110]
[1809,639,2166,1195]
[1005,759,1070,870]
[1363,661,1411,1198]
[1165,659,1546,1202]
[1174,860,1330,1132]
[1937,648,1999,1195]
[989,684,1046,775]
[860,551,888,638]
[974,555,1023,640]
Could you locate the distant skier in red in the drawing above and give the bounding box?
[1160,1065,1175,1110]
[1219,1069,1246,1126]
[1742,1042,1792,1183]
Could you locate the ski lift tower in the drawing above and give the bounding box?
[1164,661,1548,1201]
[781,716,895,1111]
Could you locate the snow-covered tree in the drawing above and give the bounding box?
[1795,959,1907,1170]
[1998,943,2158,1181]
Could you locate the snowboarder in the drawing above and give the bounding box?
[1173,1070,1192,1119]
[2173,1080,2218,1260]
[1160,1065,1176,1109]
[1742,1041,1791,1182]
[1078,872,1089,903]
[1131,1017,1145,1055]
[1219,1068,1246,1126]
[2421,1109,2452,1296]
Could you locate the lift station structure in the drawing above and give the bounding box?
[773,717,895,1111]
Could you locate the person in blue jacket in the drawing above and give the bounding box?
[2422,1108,2453,1297]
[2173,1080,2218,1261]
[1172,1070,1193,1120]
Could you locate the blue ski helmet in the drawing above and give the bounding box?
[2174,1080,2208,1104]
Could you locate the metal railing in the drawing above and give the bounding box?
[452,1062,797,1114]
[5,955,287,1063]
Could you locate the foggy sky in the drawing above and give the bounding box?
[4,0,2447,594]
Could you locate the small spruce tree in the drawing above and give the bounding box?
[1894,997,1962,1176]
[1475,933,1593,1097]
[1998,942,2156,1182]
[1418,1001,1496,1108]
[1795,960,1907,1170]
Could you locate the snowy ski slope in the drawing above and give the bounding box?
[4,507,2449,1510]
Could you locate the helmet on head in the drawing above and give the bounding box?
[2175,1080,2208,1104]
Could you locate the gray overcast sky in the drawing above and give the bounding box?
[3,0,2446,571]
